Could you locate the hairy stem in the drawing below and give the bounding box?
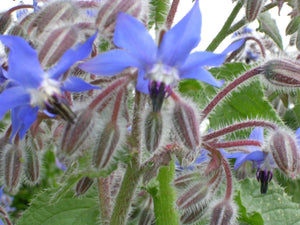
[97,177,111,224]
[166,0,180,29]
[152,157,180,225]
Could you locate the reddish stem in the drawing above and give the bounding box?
[166,0,180,29]
[202,120,278,141]
[210,140,262,149]
[245,36,266,58]
[111,88,124,123]
[6,5,34,14]
[200,66,263,122]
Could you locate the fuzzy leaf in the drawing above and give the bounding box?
[258,12,283,49]
[148,0,170,29]
[16,187,99,225]
[236,178,300,225]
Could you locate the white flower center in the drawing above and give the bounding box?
[29,78,61,108]
[148,63,179,86]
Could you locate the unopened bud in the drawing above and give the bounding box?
[268,129,300,177]
[172,102,200,151]
[286,15,300,35]
[0,13,12,34]
[61,109,94,156]
[144,111,163,153]
[76,177,94,196]
[262,59,300,87]
[96,0,144,38]
[138,199,154,225]
[245,0,265,22]
[24,144,40,184]
[176,181,209,209]
[3,146,23,192]
[93,122,120,169]
[38,26,78,67]
[210,200,234,225]
[28,2,78,36]
[180,203,208,224]
[173,172,201,189]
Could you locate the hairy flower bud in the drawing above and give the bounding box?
[268,129,300,178]
[144,111,163,153]
[0,13,12,34]
[61,109,94,156]
[210,200,234,225]
[76,177,94,196]
[262,59,300,87]
[245,0,265,22]
[3,146,23,192]
[24,143,40,184]
[180,203,208,224]
[93,122,120,169]
[172,101,200,151]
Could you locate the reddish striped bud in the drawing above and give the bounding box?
[262,59,300,87]
[144,111,163,153]
[0,13,12,34]
[28,2,78,36]
[172,101,200,151]
[93,122,120,169]
[245,0,265,22]
[173,172,201,189]
[3,146,23,192]
[24,143,40,184]
[61,109,94,156]
[210,200,235,225]
[138,198,154,225]
[96,0,144,38]
[268,129,300,178]
[76,177,94,196]
[180,203,208,224]
[38,26,79,68]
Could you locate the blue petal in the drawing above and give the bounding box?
[79,49,144,76]
[49,32,98,80]
[179,66,224,87]
[62,77,100,92]
[0,35,43,88]
[0,86,30,120]
[158,0,201,66]
[248,127,264,152]
[136,70,150,94]
[222,39,246,55]
[11,106,38,140]
[234,151,265,169]
[296,127,300,148]
[114,12,157,66]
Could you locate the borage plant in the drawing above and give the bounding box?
[0,0,300,225]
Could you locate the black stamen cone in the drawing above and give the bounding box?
[149,81,167,112]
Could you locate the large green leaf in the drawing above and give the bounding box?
[258,12,283,49]
[16,186,99,225]
[236,179,300,225]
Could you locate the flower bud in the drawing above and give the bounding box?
[93,122,120,169]
[96,0,144,38]
[76,177,94,196]
[172,101,200,151]
[0,13,12,34]
[38,26,79,68]
[180,203,208,224]
[268,129,300,178]
[173,172,201,189]
[24,143,40,184]
[28,2,78,36]
[262,59,300,87]
[61,109,94,156]
[245,0,265,22]
[210,200,234,225]
[144,111,163,153]
[3,146,23,192]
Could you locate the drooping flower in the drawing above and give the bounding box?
[0,33,99,140]
[79,0,244,98]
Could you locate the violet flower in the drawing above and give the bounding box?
[79,0,244,96]
[0,33,99,140]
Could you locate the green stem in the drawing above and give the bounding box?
[152,157,180,225]
[206,0,245,52]
[97,177,111,224]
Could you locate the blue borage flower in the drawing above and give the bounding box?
[0,33,99,140]
[79,0,245,95]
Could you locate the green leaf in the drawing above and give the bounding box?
[148,0,170,29]
[236,179,300,225]
[16,186,99,225]
[258,12,283,49]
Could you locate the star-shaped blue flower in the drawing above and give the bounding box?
[79,0,244,94]
[0,33,99,140]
